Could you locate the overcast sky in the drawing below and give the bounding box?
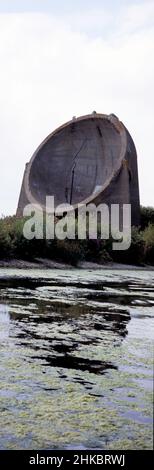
[0,0,154,215]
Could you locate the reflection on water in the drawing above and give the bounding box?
[0,268,153,450]
[0,304,10,340]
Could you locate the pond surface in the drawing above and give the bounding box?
[0,268,153,450]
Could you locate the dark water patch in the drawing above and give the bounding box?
[33,353,118,374]
[87,291,154,307]
[0,274,153,293]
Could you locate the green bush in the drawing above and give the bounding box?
[111,227,144,265]
[85,239,112,263]
[140,206,154,229]
[142,224,154,265]
[0,221,12,258]
[54,240,85,266]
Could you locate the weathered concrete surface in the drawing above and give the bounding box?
[17,113,140,225]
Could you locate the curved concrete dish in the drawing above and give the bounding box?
[17,113,140,225]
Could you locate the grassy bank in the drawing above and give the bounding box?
[0,206,154,266]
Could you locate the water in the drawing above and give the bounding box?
[0,268,153,450]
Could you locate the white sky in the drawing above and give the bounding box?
[0,0,154,215]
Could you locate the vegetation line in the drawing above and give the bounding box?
[0,207,154,266]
